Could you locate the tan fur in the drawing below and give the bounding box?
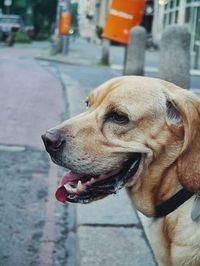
[52,76,200,266]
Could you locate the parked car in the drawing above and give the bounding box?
[0,14,23,41]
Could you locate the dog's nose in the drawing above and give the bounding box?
[41,129,65,152]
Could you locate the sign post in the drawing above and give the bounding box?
[59,11,71,54]
[58,0,71,55]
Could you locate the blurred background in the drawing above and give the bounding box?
[0,1,200,266]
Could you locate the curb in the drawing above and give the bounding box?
[36,52,200,77]
[35,54,92,67]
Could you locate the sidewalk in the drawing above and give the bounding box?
[36,38,159,72]
[35,37,200,266]
[59,68,156,266]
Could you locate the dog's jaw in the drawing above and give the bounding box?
[55,153,141,204]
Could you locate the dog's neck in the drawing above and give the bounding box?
[126,163,180,217]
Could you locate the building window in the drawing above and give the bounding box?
[163,0,179,27]
[175,10,179,23]
[185,7,191,24]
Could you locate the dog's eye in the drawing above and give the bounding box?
[105,112,129,125]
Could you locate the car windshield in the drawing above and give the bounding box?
[0,18,20,24]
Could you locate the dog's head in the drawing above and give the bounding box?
[42,76,200,209]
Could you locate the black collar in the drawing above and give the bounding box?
[155,188,195,218]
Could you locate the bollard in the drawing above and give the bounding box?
[159,25,191,90]
[124,26,147,76]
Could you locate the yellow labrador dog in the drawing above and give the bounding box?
[42,76,200,266]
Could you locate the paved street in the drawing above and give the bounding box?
[0,39,200,266]
[0,43,71,266]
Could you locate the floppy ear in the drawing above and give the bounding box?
[162,80,200,192]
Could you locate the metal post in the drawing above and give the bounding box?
[100,0,110,65]
[62,35,70,54]
[101,38,110,65]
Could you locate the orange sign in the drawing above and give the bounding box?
[102,0,145,45]
[59,11,71,35]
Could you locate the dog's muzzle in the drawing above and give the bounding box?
[42,130,141,205]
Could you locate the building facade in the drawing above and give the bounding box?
[78,0,111,41]
[78,0,96,40]
[153,0,200,69]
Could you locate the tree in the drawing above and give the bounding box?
[29,0,57,37]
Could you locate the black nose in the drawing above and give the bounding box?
[41,129,65,152]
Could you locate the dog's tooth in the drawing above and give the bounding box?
[77,180,82,189]
[64,184,74,192]
[64,184,70,190]
[90,178,95,184]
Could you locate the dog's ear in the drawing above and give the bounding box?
[162,80,200,192]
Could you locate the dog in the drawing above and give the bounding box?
[42,76,200,266]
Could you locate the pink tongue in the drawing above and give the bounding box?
[55,186,68,204]
[55,171,83,203]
